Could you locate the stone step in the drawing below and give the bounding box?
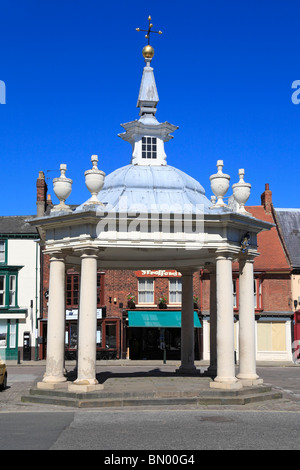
[21,387,282,408]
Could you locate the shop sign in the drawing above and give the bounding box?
[66,309,103,320]
[135,270,182,278]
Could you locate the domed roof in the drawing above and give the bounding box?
[82,164,212,213]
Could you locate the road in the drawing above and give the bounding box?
[0,363,300,451]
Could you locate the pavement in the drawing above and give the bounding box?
[1,359,300,412]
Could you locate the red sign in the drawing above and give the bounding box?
[135,270,182,278]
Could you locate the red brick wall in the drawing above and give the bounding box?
[261,274,291,312]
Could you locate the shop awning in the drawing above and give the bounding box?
[128,311,201,328]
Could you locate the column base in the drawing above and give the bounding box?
[68,383,104,393]
[37,380,68,391]
[210,378,243,390]
[237,374,263,387]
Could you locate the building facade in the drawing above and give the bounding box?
[274,207,300,354]
[0,216,40,361]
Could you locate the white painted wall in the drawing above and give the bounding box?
[7,239,40,348]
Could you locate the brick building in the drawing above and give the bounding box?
[274,207,300,351]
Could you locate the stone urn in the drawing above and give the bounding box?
[232,169,251,214]
[84,155,105,205]
[52,164,72,212]
[209,160,230,206]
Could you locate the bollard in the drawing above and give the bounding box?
[163,349,166,364]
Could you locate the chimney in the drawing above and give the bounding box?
[261,183,272,214]
[36,171,47,217]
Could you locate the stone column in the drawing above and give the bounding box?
[210,253,242,389]
[207,265,217,376]
[237,257,262,386]
[177,270,197,375]
[39,251,67,388]
[69,248,103,392]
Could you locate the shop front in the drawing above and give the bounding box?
[127,310,202,360]
[65,308,121,360]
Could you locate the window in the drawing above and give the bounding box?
[0,320,7,347]
[0,241,5,263]
[9,275,16,306]
[254,279,262,309]
[9,320,16,349]
[169,279,182,304]
[105,323,116,349]
[142,136,157,159]
[97,273,104,306]
[138,278,154,303]
[232,279,237,308]
[66,272,104,308]
[0,276,5,307]
[66,274,79,308]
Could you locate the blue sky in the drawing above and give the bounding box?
[0,0,300,215]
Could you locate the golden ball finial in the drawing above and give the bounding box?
[142,44,154,59]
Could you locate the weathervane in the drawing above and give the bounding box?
[136,16,162,61]
[136,16,162,45]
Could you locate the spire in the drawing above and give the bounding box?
[136,16,162,118]
[118,17,178,166]
[137,62,159,117]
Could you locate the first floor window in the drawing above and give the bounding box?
[66,274,79,308]
[169,279,182,304]
[0,276,5,306]
[0,241,5,263]
[138,278,154,303]
[232,279,237,307]
[254,279,262,309]
[9,275,16,306]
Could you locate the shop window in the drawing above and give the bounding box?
[138,278,154,304]
[105,323,116,349]
[142,136,157,159]
[97,323,102,348]
[169,279,182,304]
[0,320,7,347]
[9,320,16,349]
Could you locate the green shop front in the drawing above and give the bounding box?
[126,310,202,360]
[0,264,27,361]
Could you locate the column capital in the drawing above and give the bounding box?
[238,255,256,270]
[74,247,100,259]
[215,250,235,262]
[48,250,67,262]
